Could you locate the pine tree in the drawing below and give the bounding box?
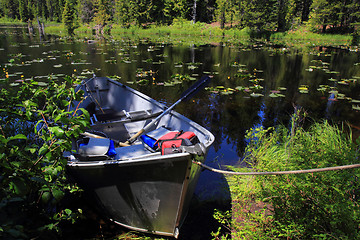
[342,0,360,32]
[163,0,192,23]
[309,0,340,33]
[93,0,112,34]
[78,0,94,24]
[215,0,241,28]
[93,0,112,26]
[62,0,79,35]
[133,0,153,26]
[242,0,278,32]
[151,0,166,24]
[19,0,29,21]
[54,0,65,22]
[196,0,216,23]
[114,0,153,27]
[114,0,132,26]
[1,0,19,19]
[215,0,226,29]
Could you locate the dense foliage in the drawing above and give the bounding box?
[0,60,89,238]
[0,0,359,34]
[222,113,360,239]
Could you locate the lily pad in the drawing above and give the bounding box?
[37,82,48,86]
[299,85,309,93]
[187,65,197,70]
[250,93,264,97]
[269,92,285,98]
[352,105,360,111]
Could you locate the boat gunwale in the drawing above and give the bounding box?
[110,218,178,237]
[67,152,192,167]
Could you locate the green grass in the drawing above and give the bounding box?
[0,17,26,25]
[217,116,360,239]
[271,25,352,47]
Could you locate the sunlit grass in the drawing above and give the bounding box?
[271,25,352,46]
[217,119,360,239]
[0,17,26,25]
[1,17,354,48]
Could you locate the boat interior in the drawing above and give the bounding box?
[68,77,213,163]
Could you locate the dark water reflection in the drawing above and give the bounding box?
[1,27,360,238]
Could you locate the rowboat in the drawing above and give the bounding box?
[65,76,214,238]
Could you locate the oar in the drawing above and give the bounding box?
[120,75,212,146]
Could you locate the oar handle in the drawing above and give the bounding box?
[124,128,145,145]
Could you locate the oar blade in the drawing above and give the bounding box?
[181,75,212,101]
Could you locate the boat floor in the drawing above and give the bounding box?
[90,122,130,143]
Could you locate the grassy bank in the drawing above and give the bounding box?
[40,20,355,48]
[0,17,354,47]
[216,114,360,239]
[271,25,353,48]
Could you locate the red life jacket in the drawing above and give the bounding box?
[155,130,198,155]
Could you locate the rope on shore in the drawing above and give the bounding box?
[192,161,360,175]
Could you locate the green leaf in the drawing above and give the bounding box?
[65,209,72,215]
[25,146,37,154]
[31,177,47,184]
[38,144,49,156]
[52,189,65,201]
[49,126,65,138]
[41,191,51,203]
[8,134,27,142]
[10,178,28,196]
[43,166,58,176]
[11,161,21,168]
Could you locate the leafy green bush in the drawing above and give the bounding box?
[0,71,89,238]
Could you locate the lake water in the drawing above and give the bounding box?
[1,26,360,238]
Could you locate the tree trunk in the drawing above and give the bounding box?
[301,0,311,22]
[220,10,225,29]
[277,0,286,32]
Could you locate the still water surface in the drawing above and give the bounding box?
[1,27,360,238]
